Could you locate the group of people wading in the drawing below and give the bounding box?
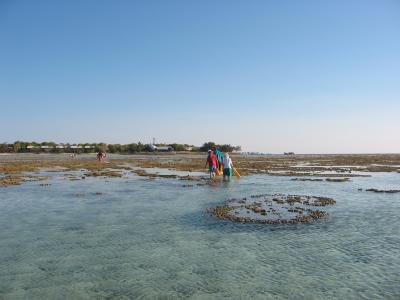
[205,149,237,180]
[94,149,238,180]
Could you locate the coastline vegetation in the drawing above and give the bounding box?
[0,141,241,154]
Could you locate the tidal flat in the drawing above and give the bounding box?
[0,153,399,299]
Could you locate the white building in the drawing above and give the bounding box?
[157,146,173,152]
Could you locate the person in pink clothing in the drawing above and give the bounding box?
[97,151,106,162]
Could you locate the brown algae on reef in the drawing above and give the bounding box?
[0,175,24,187]
[206,194,336,224]
[0,175,49,187]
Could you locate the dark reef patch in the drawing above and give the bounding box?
[366,188,400,193]
[206,194,336,224]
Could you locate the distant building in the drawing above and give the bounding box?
[241,152,265,156]
[148,144,157,152]
[184,146,195,151]
[156,146,173,152]
[284,152,295,155]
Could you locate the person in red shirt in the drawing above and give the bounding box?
[205,150,218,178]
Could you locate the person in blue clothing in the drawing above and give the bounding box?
[214,149,224,175]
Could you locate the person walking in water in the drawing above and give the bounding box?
[205,150,218,178]
[222,152,234,181]
[97,151,106,162]
[214,149,224,175]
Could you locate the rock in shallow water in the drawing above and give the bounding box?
[365,188,400,193]
[325,177,350,182]
[291,178,324,182]
[206,194,336,224]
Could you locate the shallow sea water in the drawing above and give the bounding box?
[0,171,399,299]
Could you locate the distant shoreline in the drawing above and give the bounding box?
[1,152,399,171]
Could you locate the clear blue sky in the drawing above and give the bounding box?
[1,0,399,153]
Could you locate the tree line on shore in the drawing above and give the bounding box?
[0,141,241,154]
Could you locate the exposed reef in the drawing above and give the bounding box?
[84,170,123,178]
[1,153,399,187]
[0,175,24,187]
[291,178,324,182]
[206,194,336,224]
[0,175,48,187]
[366,188,400,193]
[132,169,207,182]
[289,177,351,183]
[325,178,350,182]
